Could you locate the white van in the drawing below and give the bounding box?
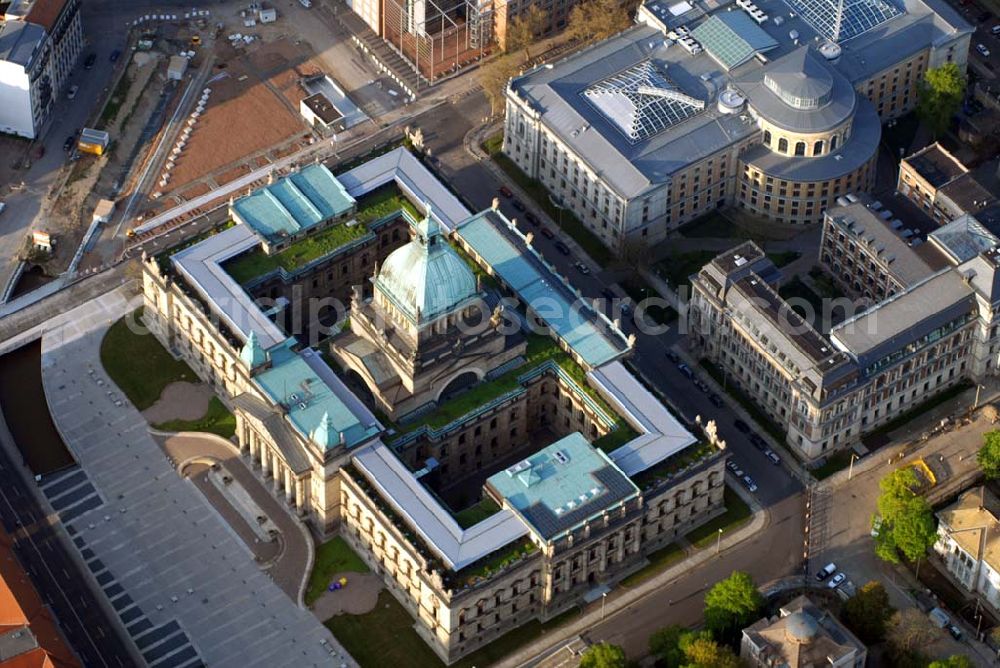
[815,563,836,581]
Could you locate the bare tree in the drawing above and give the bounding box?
[983,404,999,425]
[506,6,548,62]
[566,0,633,44]
[478,55,522,117]
[886,609,941,655]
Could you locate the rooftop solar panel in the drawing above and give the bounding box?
[582,60,705,143]
[780,0,902,42]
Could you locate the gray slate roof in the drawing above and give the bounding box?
[0,20,44,68]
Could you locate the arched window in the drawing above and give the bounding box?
[830,135,838,151]
[778,137,788,153]
[763,129,772,145]
[813,140,823,155]
[794,141,806,156]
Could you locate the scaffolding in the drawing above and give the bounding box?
[382,0,492,83]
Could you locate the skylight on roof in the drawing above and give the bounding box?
[691,12,779,70]
[582,60,705,144]
[780,0,903,43]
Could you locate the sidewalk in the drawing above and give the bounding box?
[493,489,769,668]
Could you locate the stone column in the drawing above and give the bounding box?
[272,455,282,491]
[284,468,293,504]
[249,432,259,464]
[236,414,248,453]
[295,478,305,513]
[261,446,270,477]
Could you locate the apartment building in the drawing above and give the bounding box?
[503,0,970,253]
[935,487,1000,612]
[0,0,82,138]
[899,142,997,223]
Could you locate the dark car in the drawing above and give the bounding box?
[734,419,750,434]
[511,198,526,212]
[63,135,76,151]
[499,186,513,198]
[540,227,555,239]
[84,53,97,69]
[749,433,767,450]
[677,363,694,380]
[665,350,680,364]
[709,393,724,408]
[110,49,121,63]
[525,211,539,226]
[554,241,571,255]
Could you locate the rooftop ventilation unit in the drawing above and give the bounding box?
[553,450,570,464]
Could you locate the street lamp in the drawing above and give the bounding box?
[848,453,860,480]
[974,384,986,411]
[716,528,724,555]
[601,592,608,620]
[548,194,565,229]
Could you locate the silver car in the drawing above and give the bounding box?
[827,572,846,589]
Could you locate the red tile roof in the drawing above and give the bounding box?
[24,0,68,32]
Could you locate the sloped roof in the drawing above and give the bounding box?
[691,11,778,70]
[780,0,903,42]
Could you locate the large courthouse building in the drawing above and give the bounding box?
[141,149,729,663]
[503,0,971,251]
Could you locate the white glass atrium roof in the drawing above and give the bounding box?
[780,0,903,43]
[582,60,705,143]
[691,12,778,70]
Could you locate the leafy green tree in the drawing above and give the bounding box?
[579,642,628,668]
[874,468,937,563]
[916,62,966,137]
[979,431,1000,479]
[649,625,689,667]
[566,0,633,44]
[679,634,740,668]
[841,581,894,643]
[703,571,764,642]
[928,656,974,668]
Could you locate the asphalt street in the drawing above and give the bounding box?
[0,418,133,667]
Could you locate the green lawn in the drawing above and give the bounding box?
[687,488,752,549]
[154,397,235,438]
[812,450,856,480]
[306,536,371,606]
[655,250,718,290]
[98,69,135,128]
[620,543,685,587]
[224,184,422,284]
[767,251,801,268]
[453,497,501,528]
[593,423,640,452]
[101,309,197,410]
[484,135,612,266]
[326,590,580,668]
[677,212,741,239]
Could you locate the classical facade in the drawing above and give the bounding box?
[689,209,1000,460]
[503,0,970,252]
[141,149,730,664]
[934,487,1000,612]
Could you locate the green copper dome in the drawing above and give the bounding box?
[374,212,478,323]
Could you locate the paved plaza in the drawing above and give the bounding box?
[28,287,353,668]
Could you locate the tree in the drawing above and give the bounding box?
[979,431,1000,479]
[679,635,739,668]
[916,62,966,138]
[703,571,764,642]
[649,625,688,667]
[982,404,999,425]
[579,642,628,668]
[566,0,633,44]
[874,467,937,563]
[505,6,548,61]
[886,608,941,656]
[840,581,894,644]
[478,54,521,117]
[928,656,974,668]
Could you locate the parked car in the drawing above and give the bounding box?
[525,211,539,226]
[694,380,710,394]
[726,460,739,473]
[0,202,6,217]
[870,515,883,538]
[992,25,1000,35]
[84,52,97,69]
[815,563,837,581]
[63,135,76,151]
[677,363,694,379]
[709,393,724,408]
[499,186,513,198]
[665,350,680,364]
[554,241,571,256]
[734,419,750,434]
[540,227,555,239]
[977,43,991,58]
[827,572,847,589]
[749,433,767,450]
[741,475,758,493]
[110,49,121,62]
[948,624,962,640]
[511,198,526,212]
[764,449,781,465]
[66,84,79,100]
[573,261,590,275]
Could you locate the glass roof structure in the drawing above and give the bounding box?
[691,12,778,70]
[780,0,903,43]
[582,60,705,143]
